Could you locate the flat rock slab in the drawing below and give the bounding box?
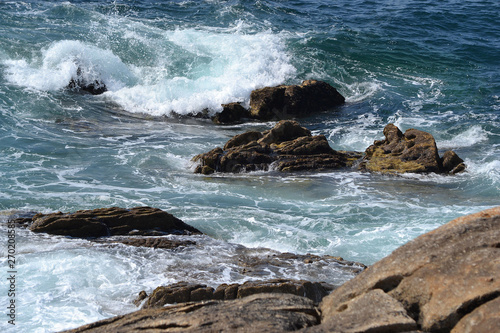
[26,206,202,238]
[63,293,320,333]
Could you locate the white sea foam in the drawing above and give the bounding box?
[3,27,295,117]
[437,125,489,149]
[3,40,136,92]
[108,28,296,116]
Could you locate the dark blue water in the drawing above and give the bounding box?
[1,1,499,331]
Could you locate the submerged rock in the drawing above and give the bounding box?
[361,123,466,174]
[250,80,345,120]
[192,120,361,174]
[25,206,202,238]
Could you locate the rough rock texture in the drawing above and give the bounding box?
[141,279,334,309]
[212,102,251,124]
[361,123,466,174]
[250,80,345,120]
[63,207,499,332]
[27,206,202,238]
[192,120,361,174]
[317,206,500,332]
[64,294,320,333]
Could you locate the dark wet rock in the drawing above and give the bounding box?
[64,294,319,333]
[27,206,202,238]
[132,291,148,307]
[107,237,197,249]
[441,149,466,174]
[192,120,360,174]
[250,80,345,120]
[67,67,107,95]
[317,206,500,333]
[141,279,334,309]
[361,123,466,174]
[212,102,251,124]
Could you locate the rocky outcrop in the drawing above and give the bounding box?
[24,206,202,238]
[67,67,107,95]
[64,207,500,333]
[192,120,361,174]
[249,80,345,120]
[212,102,251,124]
[361,123,466,174]
[140,279,334,309]
[64,294,320,333]
[316,205,500,332]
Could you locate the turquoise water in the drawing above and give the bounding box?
[1,1,499,331]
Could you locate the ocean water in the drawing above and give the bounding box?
[0,0,499,331]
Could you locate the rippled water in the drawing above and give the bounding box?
[1,0,499,331]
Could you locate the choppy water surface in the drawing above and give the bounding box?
[1,0,499,331]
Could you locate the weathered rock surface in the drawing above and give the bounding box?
[63,207,499,333]
[64,294,320,333]
[316,206,500,332]
[141,279,334,309]
[26,206,202,238]
[212,102,251,124]
[250,80,345,120]
[361,123,466,174]
[192,120,361,174]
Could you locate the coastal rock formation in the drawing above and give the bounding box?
[63,206,500,333]
[249,80,345,120]
[316,205,500,332]
[192,120,361,174]
[25,206,202,238]
[65,294,319,333]
[140,279,334,309]
[361,123,466,174]
[211,102,251,124]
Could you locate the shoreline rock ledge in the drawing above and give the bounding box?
[63,206,500,332]
[18,206,202,238]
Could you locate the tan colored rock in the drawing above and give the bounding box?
[309,289,417,332]
[319,206,500,332]
[64,294,320,333]
[451,297,500,333]
[362,123,466,174]
[250,80,345,120]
